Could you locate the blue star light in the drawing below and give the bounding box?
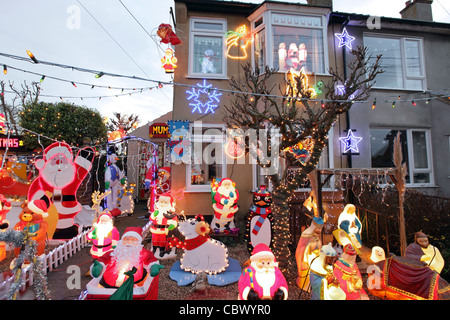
[339,129,363,153]
[334,28,355,50]
[186,79,222,114]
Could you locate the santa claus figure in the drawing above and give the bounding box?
[86,212,120,259]
[338,204,362,249]
[333,244,369,300]
[149,192,178,258]
[161,48,177,74]
[28,142,95,239]
[91,227,163,289]
[238,243,288,300]
[211,178,239,233]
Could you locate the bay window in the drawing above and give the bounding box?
[252,12,327,74]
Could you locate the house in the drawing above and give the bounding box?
[163,0,449,220]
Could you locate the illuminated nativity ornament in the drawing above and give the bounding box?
[339,129,363,153]
[335,28,355,50]
[186,80,222,114]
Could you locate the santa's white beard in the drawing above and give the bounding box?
[96,223,113,239]
[253,264,276,293]
[112,241,143,273]
[42,165,75,188]
[217,186,237,201]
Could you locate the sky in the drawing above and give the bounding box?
[1,0,449,129]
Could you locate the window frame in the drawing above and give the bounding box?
[188,17,228,79]
[185,122,227,192]
[370,127,434,187]
[250,11,329,75]
[363,33,426,91]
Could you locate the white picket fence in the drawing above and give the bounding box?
[0,220,152,300]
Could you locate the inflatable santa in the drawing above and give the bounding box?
[28,142,95,239]
[238,243,288,300]
[211,178,239,233]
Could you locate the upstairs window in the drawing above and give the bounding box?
[189,18,227,78]
[252,13,327,74]
[364,35,425,90]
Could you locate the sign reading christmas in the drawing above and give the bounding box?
[0,135,26,151]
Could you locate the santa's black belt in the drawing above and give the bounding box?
[53,195,76,201]
[94,243,112,248]
[154,224,168,229]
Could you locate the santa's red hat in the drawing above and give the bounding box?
[28,199,49,218]
[122,227,143,242]
[44,142,73,160]
[98,212,113,221]
[343,244,357,256]
[250,243,275,262]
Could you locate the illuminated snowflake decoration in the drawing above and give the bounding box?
[186,79,222,114]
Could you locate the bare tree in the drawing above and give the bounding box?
[223,46,383,271]
[0,80,41,135]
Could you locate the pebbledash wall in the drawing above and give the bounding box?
[130,0,450,218]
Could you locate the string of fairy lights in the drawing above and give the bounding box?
[2,51,450,107]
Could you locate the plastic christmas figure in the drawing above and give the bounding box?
[156,167,171,194]
[105,146,125,217]
[238,243,288,300]
[14,200,49,256]
[405,231,445,274]
[211,178,239,233]
[368,246,450,300]
[245,185,273,253]
[90,227,164,289]
[0,194,11,261]
[278,42,287,71]
[28,142,95,239]
[333,244,369,300]
[169,215,229,275]
[86,212,120,259]
[295,216,324,291]
[149,192,179,258]
[337,204,362,249]
[157,23,182,46]
[200,48,216,74]
[309,243,346,300]
[144,152,158,213]
[161,48,177,73]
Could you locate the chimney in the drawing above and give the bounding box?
[400,0,433,21]
[306,0,333,9]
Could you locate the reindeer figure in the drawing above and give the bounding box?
[91,190,111,222]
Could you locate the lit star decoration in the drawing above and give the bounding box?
[186,79,222,114]
[334,28,355,50]
[339,129,363,153]
[336,85,356,100]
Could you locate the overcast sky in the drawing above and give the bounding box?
[1,0,449,128]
